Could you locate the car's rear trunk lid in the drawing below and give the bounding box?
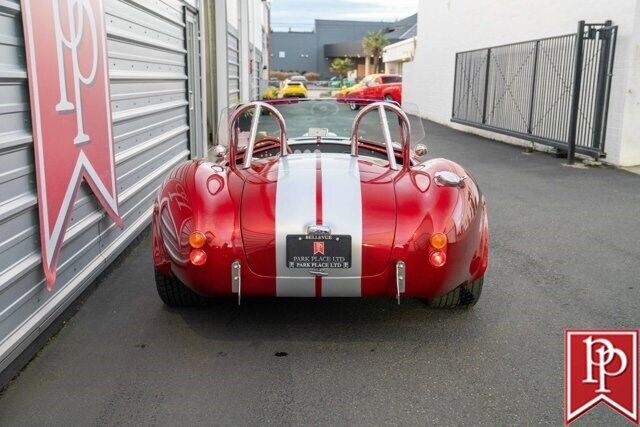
[240,154,396,278]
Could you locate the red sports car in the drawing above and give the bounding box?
[152,99,488,307]
[345,74,402,109]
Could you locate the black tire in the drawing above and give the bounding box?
[155,268,209,307]
[349,102,360,111]
[422,276,484,309]
[384,95,394,102]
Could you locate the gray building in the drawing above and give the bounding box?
[271,15,417,79]
[271,31,318,75]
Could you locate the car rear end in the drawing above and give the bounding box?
[281,82,307,98]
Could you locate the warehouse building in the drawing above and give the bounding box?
[0,0,269,381]
[272,15,416,79]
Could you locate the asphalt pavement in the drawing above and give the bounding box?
[0,121,638,426]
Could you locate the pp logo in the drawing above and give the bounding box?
[53,0,98,145]
[565,330,639,424]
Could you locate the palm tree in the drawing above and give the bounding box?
[362,30,389,74]
[330,57,354,81]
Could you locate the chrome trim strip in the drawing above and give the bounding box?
[396,260,406,305]
[309,270,328,277]
[307,224,331,235]
[232,260,241,305]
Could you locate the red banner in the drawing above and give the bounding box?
[22,0,123,289]
[565,330,639,424]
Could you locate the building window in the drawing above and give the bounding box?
[278,51,286,58]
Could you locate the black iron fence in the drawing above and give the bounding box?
[451,21,617,162]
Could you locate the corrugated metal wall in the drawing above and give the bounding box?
[0,0,198,372]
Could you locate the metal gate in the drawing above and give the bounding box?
[452,21,617,162]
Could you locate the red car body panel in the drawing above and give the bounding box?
[346,74,403,104]
[152,150,488,299]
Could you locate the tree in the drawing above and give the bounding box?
[362,30,389,74]
[330,57,354,81]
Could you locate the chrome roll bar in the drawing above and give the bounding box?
[350,102,411,171]
[228,101,288,169]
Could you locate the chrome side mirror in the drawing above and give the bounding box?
[413,143,428,158]
[213,145,227,158]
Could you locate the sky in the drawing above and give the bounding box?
[270,0,419,32]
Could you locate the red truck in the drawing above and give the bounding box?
[345,74,402,109]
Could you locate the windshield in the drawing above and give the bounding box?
[215,98,425,149]
[382,76,402,84]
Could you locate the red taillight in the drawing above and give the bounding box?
[189,249,207,266]
[429,251,446,268]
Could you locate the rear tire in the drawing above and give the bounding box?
[384,95,394,102]
[155,268,209,307]
[422,276,484,309]
[349,102,360,111]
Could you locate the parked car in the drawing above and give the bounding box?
[345,74,402,109]
[329,77,354,88]
[288,75,308,83]
[152,99,489,308]
[280,81,308,98]
[335,82,363,99]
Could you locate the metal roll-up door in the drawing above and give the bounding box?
[0,0,196,373]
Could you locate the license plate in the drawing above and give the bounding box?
[286,235,351,269]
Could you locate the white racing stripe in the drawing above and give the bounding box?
[275,153,363,297]
[320,154,363,296]
[275,154,317,296]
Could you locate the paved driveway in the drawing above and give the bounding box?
[1,122,638,425]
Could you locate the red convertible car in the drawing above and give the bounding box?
[345,74,402,109]
[152,99,488,308]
